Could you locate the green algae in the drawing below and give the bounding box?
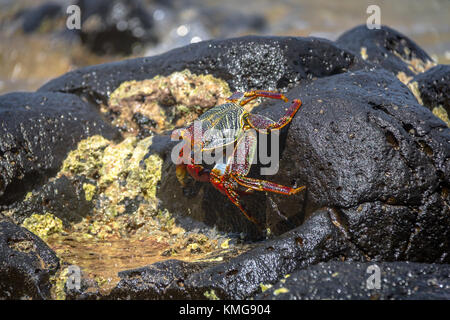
[204,289,220,300]
[432,105,450,127]
[22,212,64,240]
[60,135,110,178]
[273,287,289,296]
[50,267,69,300]
[83,183,97,201]
[106,69,232,136]
[260,283,273,293]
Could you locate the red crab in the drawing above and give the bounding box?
[174,90,305,226]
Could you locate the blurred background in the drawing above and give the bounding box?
[0,0,449,95]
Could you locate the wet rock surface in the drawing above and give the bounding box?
[336,25,436,76]
[8,175,94,225]
[0,219,59,299]
[106,259,214,300]
[412,65,450,121]
[254,68,449,262]
[39,35,368,101]
[256,261,450,300]
[0,25,448,299]
[158,153,269,240]
[0,92,120,206]
[162,209,366,299]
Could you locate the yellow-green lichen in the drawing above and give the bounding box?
[83,183,97,201]
[407,81,424,105]
[273,287,289,296]
[50,267,69,300]
[204,289,220,300]
[392,51,436,75]
[432,105,450,127]
[59,135,163,219]
[260,283,273,293]
[220,239,230,249]
[106,69,232,135]
[360,47,368,60]
[396,72,424,106]
[98,136,137,187]
[110,70,231,107]
[122,137,162,200]
[22,213,64,240]
[60,135,110,178]
[397,71,413,87]
[24,192,33,201]
[98,136,163,214]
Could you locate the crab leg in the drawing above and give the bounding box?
[209,167,260,225]
[227,130,304,196]
[232,175,305,195]
[240,90,289,106]
[246,99,302,132]
[223,185,260,226]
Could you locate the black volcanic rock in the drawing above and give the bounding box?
[9,175,95,225]
[254,68,449,261]
[413,64,450,114]
[0,92,120,206]
[256,261,450,300]
[337,25,434,76]
[160,209,365,299]
[106,259,213,300]
[159,67,450,254]
[0,26,447,300]
[0,220,59,299]
[39,35,368,100]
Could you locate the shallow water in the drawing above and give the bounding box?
[47,235,171,292]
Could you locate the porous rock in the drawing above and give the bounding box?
[0,92,120,206]
[106,259,213,300]
[337,25,436,76]
[256,261,450,300]
[255,68,449,262]
[160,209,365,299]
[0,220,60,299]
[39,35,368,100]
[412,64,450,123]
